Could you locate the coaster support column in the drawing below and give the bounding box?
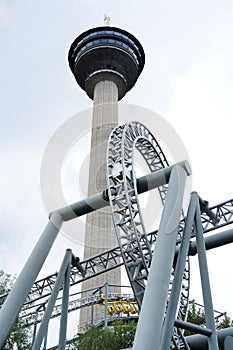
[133,164,189,350]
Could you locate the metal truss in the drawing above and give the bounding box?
[200,198,233,232]
[18,246,124,305]
[1,203,233,347]
[107,121,169,307]
[106,122,190,349]
[21,292,137,327]
[7,195,232,348]
[178,197,233,239]
[1,197,233,308]
[1,121,233,349]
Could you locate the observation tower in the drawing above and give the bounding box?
[68,26,145,325]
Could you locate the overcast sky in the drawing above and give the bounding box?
[1,0,233,345]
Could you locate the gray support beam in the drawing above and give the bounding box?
[54,161,191,222]
[58,251,72,350]
[186,327,233,349]
[54,192,109,221]
[32,323,38,346]
[122,329,233,350]
[133,164,188,350]
[0,212,63,349]
[194,192,219,350]
[43,329,48,350]
[32,249,72,350]
[174,319,212,336]
[104,282,109,329]
[188,228,233,256]
[15,227,233,308]
[224,336,233,349]
[160,192,197,349]
[136,160,191,193]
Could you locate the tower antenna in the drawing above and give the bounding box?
[104,14,110,26]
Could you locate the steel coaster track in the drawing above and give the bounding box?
[1,114,233,347]
[20,293,138,328]
[1,199,233,307]
[107,121,170,307]
[107,121,190,349]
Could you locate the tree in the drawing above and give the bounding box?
[217,315,231,329]
[0,270,33,349]
[71,320,137,350]
[184,302,232,336]
[112,320,136,349]
[68,303,232,349]
[184,302,206,336]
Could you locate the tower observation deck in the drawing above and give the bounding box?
[68,26,145,100]
[68,26,144,325]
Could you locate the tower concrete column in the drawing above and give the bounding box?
[80,80,120,325]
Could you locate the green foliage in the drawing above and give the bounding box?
[217,316,231,329]
[73,320,137,350]
[112,320,136,349]
[184,302,232,337]
[0,270,33,349]
[185,303,205,336]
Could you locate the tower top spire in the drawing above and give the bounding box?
[103,14,110,26]
[68,26,145,100]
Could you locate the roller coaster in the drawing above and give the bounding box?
[1,121,233,349]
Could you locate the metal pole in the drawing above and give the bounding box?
[133,164,188,350]
[194,192,219,350]
[174,319,212,336]
[32,249,72,350]
[58,251,72,350]
[160,192,197,349]
[0,212,63,349]
[187,228,233,256]
[224,336,233,349]
[136,160,191,193]
[55,161,191,221]
[104,282,109,329]
[32,323,38,346]
[91,296,94,326]
[91,297,94,325]
[186,327,233,349]
[43,328,48,350]
[177,328,191,350]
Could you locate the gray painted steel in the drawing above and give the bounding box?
[186,327,233,349]
[1,157,232,348]
[107,122,190,316]
[133,164,188,350]
[55,160,190,221]
[42,329,48,350]
[32,249,72,350]
[5,226,232,311]
[174,319,212,336]
[58,251,72,350]
[104,282,109,329]
[123,330,233,350]
[194,192,219,350]
[160,192,197,349]
[224,336,233,349]
[187,228,233,256]
[0,212,63,349]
